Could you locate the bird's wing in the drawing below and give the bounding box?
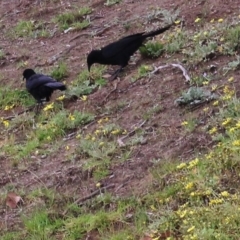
[26,74,57,90]
[101,32,145,59]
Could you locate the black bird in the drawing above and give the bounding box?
[87,24,172,80]
[23,68,66,107]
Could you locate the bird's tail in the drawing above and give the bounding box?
[45,82,67,91]
[143,24,172,38]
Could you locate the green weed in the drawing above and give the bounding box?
[140,41,164,58]
[50,62,68,81]
[55,7,92,31]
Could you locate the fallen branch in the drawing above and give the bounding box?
[117,120,147,147]
[150,63,191,83]
[63,184,115,215]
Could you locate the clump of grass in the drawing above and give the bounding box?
[0,49,5,60]
[0,88,35,110]
[104,0,121,6]
[12,20,50,38]
[224,25,240,53]
[139,41,164,58]
[50,62,68,81]
[55,7,92,31]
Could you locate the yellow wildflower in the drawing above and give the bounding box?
[46,136,51,141]
[56,95,65,101]
[85,134,91,140]
[218,18,224,23]
[2,120,9,128]
[194,17,201,23]
[211,84,217,91]
[174,20,181,24]
[236,121,240,128]
[176,162,187,170]
[96,182,101,187]
[221,117,231,126]
[65,145,70,150]
[232,140,240,146]
[76,134,81,139]
[80,95,87,101]
[190,192,196,197]
[209,127,217,134]
[212,100,219,106]
[203,31,208,36]
[122,129,128,134]
[210,19,215,23]
[209,198,223,205]
[94,129,101,135]
[99,142,104,147]
[4,104,14,111]
[68,113,75,121]
[220,37,224,42]
[43,102,54,111]
[229,127,236,133]
[177,210,187,218]
[111,129,121,135]
[228,76,234,82]
[221,191,230,197]
[203,107,209,112]
[202,81,209,85]
[185,182,194,190]
[187,226,195,233]
[181,121,188,126]
[188,158,199,169]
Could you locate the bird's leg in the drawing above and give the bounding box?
[35,102,43,115]
[109,67,123,81]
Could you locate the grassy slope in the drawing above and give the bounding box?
[1,0,240,239]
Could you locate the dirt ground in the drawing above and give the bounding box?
[1,0,240,236]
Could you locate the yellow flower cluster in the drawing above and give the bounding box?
[4,104,15,111]
[232,140,240,146]
[209,198,224,205]
[176,158,199,170]
[221,117,232,127]
[188,158,199,169]
[1,118,9,128]
[209,127,217,135]
[221,85,235,101]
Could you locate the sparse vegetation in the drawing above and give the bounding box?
[2,1,240,240]
[50,62,68,80]
[55,7,92,31]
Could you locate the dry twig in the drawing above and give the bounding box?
[150,63,190,83]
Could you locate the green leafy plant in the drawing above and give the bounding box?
[50,62,68,81]
[140,41,164,58]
